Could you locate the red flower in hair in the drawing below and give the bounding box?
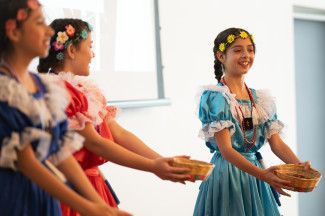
[65,25,75,37]
[27,0,39,10]
[5,19,17,31]
[16,9,28,21]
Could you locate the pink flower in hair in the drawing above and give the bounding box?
[65,25,75,37]
[16,9,28,21]
[5,19,17,31]
[52,41,64,51]
[27,0,40,10]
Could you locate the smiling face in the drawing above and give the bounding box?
[217,37,255,77]
[70,32,94,76]
[15,7,54,58]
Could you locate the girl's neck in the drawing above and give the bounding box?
[2,53,38,94]
[223,74,249,100]
[3,52,31,79]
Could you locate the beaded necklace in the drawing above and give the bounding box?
[220,77,257,151]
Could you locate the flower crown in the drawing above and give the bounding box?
[218,31,254,52]
[52,23,93,61]
[5,0,40,32]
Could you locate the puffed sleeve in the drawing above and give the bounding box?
[254,90,284,139]
[198,90,235,141]
[64,81,94,130]
[0,102,37,169]
[264,113,284,139]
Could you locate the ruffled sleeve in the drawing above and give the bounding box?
[198,90,235,141]
[59,72,118,130]
[0,102,34,169]
[255,90,284,139]
[0,74,84,169]
[64,81,94,130]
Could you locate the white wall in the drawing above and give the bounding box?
[101,0,300,215]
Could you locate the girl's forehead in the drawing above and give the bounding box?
[25,6,44,22]
[229,38,253,47]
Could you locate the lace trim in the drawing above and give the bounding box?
[0,75,69,126]
[198,120,235,141]
[265,120,284,139]
[48,131,84,165]
[0,127,52,170]
[57,72,119,127]
[197,85,278,125]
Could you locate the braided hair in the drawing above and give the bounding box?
[212,27,255,82]
[38,18,92,74]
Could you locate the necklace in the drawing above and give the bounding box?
[220,77,257,151]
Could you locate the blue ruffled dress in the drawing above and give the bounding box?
[193,83,284,216]
[0,72,84,216]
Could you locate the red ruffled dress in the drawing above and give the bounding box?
[58,72,119,216]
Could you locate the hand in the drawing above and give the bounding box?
[152,157,192,184]
[82,203,132,216]
[259,166,292,197]
[298,161,311,170]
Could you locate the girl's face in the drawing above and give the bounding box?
[71,32,94,76]
[16,7,54,58]
[221,37,255,76]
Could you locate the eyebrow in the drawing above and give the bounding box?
[231,44,254,49]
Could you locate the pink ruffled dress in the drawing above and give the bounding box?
[58,72,118,216]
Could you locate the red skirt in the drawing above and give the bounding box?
[61,167,118,216]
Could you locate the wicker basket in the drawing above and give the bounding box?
[274,164,322,192]
[172,158,214,181]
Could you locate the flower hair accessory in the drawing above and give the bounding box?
[5,0,40,32]
[218,31,254,52]
[52,24,91,61]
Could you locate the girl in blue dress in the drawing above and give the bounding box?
[193,27,310,216]
[0,0,131,215]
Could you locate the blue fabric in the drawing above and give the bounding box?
[0,72,63,216]
[194,84,281,216]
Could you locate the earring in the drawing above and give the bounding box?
[221,64,225,73]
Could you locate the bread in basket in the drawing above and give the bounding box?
[172,158,214,181]
[274,164,322,192]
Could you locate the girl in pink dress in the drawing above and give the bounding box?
[38,18,191,216]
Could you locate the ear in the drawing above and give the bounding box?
[6,26,22,44]
[216,51,225,64]
[66,43,77,59]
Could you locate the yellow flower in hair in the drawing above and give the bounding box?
[239,31,248,39]
[56,31,69,44]
[219,43,226,52]
[227,34,235,43]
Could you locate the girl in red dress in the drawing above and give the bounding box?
[38,18,191,216]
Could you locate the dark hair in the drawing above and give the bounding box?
[213,27,255,82]
[38,18,91,74]
[0,0,32,57]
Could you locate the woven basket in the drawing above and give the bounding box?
[274,164,322,192]
[172,158,214,181]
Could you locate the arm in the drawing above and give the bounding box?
[16,144,116,216]
[268,133,300,164]
[107,120,161,159]
[78,123,190,182]
[214,128,292,196]
[56,155,106,205]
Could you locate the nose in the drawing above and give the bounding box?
[241,49,249,58]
